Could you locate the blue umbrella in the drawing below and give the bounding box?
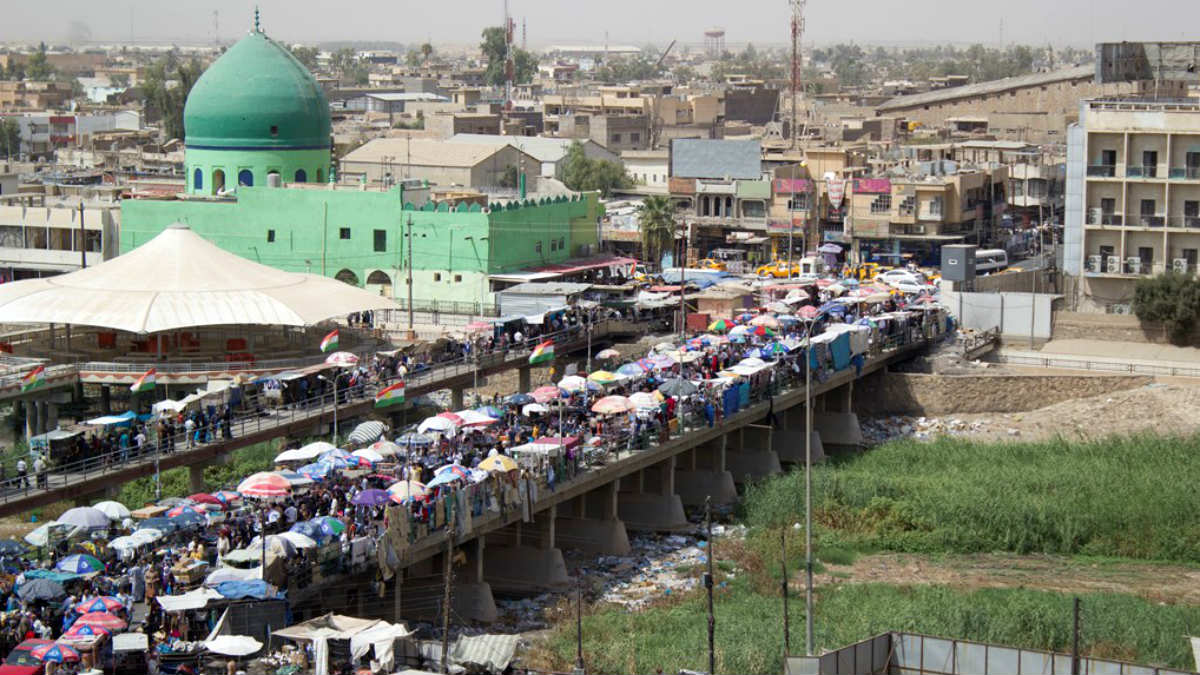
[297,462,333,480]
[617,363,647,377]
[289,521,324,540]
[425,471,462,488]
[476,405,503,418]
[504,393,534,406]
[55,554,103,575]
[312,517,345,537]
[350,489,390,506]
[168,510,206,528]
[136,517,177,533]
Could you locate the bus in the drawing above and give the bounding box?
[975,248,1009,275]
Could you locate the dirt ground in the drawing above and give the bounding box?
[811,552,1200,605]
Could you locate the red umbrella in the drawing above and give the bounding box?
[75,612,127,631]
[798,305,819,319]
[74,596,123,614]
[166,503,208,518]
[186,493,223,506]
[236,472,292,498]
[530,386,562,403]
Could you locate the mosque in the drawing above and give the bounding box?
[120,18,607,311]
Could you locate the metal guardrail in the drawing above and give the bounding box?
[994,351,1200,378]
[0,321,619,506]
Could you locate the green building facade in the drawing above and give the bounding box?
[122,21,600,311]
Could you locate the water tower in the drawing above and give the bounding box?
[704,28,726,58]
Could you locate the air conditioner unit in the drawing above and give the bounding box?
[1126,257,1142,274]
[1174,258,1189,274]
[1088,255,1103,273]
[1106,256,1122,274]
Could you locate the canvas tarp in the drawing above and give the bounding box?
[349,621,413,672]
[157,587,223,612]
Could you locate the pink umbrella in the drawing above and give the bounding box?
[236,472,292,498]
[75,612,127,631]
[74,596,123,614]
[324,351,359,366]
[590,395,633,415]
[798,305,819,319]
[166,503,209,517]
[530,386,562,403]
[455,410,498,427]
[436,412,464,425]
[186,493,224,506]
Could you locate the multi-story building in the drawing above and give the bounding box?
[667,139,771,263]
[0,111,141,159]
[1065,98,1200,312]
[0,81,72,110]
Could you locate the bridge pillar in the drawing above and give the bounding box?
[484,507,571,595]
[725,423,782,485]
[676,438,738,507]
[556,481,630,555]
[397,552,498,624]
[618,457,689,532]
[450,387,465,411]
[43,401,58,432]
[24,398,39,443]
[517,366,531,393]
[188,463,207,494]
[99,385,111,414]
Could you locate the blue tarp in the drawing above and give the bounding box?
[215,579,274,601]
[830,333,852,371]
[722,385,739,418]
[24,569,80,582]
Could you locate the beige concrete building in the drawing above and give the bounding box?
[1065,98,1200,312]
[338,138,540,192]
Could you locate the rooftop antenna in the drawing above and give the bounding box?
[503,0,514,111]
[789,0,806,149]
[522,17,527,51]
[254,6,261,34]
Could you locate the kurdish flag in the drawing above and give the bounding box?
[528,340,555,365]
[374,381,405,408]
[319,329,339,353]
[130,368,156,393]
[21,366,45,392]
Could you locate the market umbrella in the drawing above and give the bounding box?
[351,448,385,464]
[434,463,470,480]
[658,378,699,398]
[186,493,224,507]
[157,497,188,507]
[706,318,733,333]
[166,503,208,518]
[665,350,701,364]
[277,531,318,550]
[136,518,177,534]
[530,385,563,403]
[595,348,620,361]
[168,509,208,529]
[350,489,391,506]
[765,301,793,314]
[505,393,535,406]
[478,454,518,473]
[368,440,403,457]
[476,405,504,418]
[24,522,80,548]
[107,536,143,552]
[425,471,464,489]
[728,325,750,337]
[214,490,242,506]
[55,553,103,575]
[205,635,263,657]
[296,462,334,481]
[750,315,780,329]
[628,391,662,409]
[313,516,345,538]
[586,370,619,384]
[62,623,110,640]
[521,402,548,417]
[797,305,819,319]
[75,612,126,630]
[237,472,292,498]
[751,325,776,337]
[16,578,64,602]
[617,362,649,377]
[324,351,359,366]
[591,395,633,415]
[557,375,588,392]
[647,354,676,370]
[395,432,434,448]
[455,409,498,427]
[418,415,458,434]
[57,506,110,530]
[30,643,80,664]
[0,539,27,556]
[248,535,298,559]
[75,596,123,614]
[130,528,165,543]
[92,500,130,521]
[386,480,429,504]
[348,420,387,445]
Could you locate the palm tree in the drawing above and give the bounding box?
[638,195,676,269]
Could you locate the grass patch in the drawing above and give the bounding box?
[534,580,1200,674]
[742,435,1200,562]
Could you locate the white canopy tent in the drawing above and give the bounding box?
[0,224,400,333]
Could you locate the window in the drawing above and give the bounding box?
[870,194,892,214]
[316,168,324,183]
[454,274,462,282]
[631,132,641,144]
[340,227,351,240]
[373,229,386,252]
[270,125,278,137]
[434,272,442,282]
[1185,249,1198,266]
[294,169,307,183]
[1142,150,1158,176]
[535,241,542,253]
[237,169,254,187]
[550,239,557,251]
[611,133,622,144]
[1140,199,1157,216]
[267,230,275,243]
[1186,201,1200,218]
[1101,198,1115,214]
[559,237,565,249]
[193,168,203,191]
[1138,246,1153,265]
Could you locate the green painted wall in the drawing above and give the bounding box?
[121,187,593,306]
[186,147,331,195]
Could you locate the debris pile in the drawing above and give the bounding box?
[861,415,992,444]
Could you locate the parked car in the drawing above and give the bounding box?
[0,639,53,675]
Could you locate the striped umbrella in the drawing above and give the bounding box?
[236,472,292,498]
[55,554,103,575]
[313,516,345,537]
[186,493,224,507]
[591,395,634,415]
[348,420,387,445]
[62,622,111,640]
[75,611,127,630]
[595,348,620,361]
[530,385,563,403]
[166,503,208,518]
[707,318,734,333]
[75,596,123,614]
[31,643,80,663]
[386,480,429,504]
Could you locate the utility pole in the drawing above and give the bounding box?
[78,201,86,269]
[705,496,715,675]
[781,528,790,657]
[678,220,688,343]
[1071,597,1081,675]
[441,516,455,674]
[804,320,814,656]
[406,216,414,337]
[575,573,585,674]
[789,0,806,149]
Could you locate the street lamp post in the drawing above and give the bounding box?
[318,372,350,444]
[802,319,817,655]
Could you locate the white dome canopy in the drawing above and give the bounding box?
[0,224,398,333]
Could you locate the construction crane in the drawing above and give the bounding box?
[650,39,677,149]
[790,0,806,149]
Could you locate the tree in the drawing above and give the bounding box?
[26,42,54,80]
[480,26,537,86]
[420,43,434,61]
[289,45,319,71]
[1134,272,1200,342]
[560,141,632,198]
[0,118,19,159]
[140,54,205,141]
[638,195,675,268]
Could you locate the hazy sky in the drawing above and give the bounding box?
[2,0,1197,50]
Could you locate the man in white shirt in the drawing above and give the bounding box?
[284,504,298,524]
[15,458,27,488]
[32,456,46,488]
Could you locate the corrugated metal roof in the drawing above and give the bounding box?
[671,139,762,180]
[876,65,1093,111]
[341,138,519,168]
[446,133,612,163]
[449,633,520,671]
[498,282,592,296]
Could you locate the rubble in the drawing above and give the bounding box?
[861,415,991,444]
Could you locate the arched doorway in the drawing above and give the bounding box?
[237,169,254,187]
[193,168,203,192]
[212,169,225,195]
[294,169,307,183]
[334,269,360,286]
[365,270,392,297]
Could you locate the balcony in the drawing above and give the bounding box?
[1125,165,1159,179]
[1087,165,1117,178]
[1169,167,1200,180]
[1086,212,1123,226]
[1130,214,1166,228]
[1166,216,1200,229]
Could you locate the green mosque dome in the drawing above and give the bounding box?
[183,29,331,150]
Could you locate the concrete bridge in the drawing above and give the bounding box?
[0,319,651,517]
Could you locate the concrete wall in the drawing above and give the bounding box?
[942,289,1055,339]
[854,371,1152,416]
[1052,310,1200,345]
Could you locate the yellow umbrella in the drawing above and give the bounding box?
[478,454,519,473]
[587,370,619,383]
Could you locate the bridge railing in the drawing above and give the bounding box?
[0,320,621,506]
